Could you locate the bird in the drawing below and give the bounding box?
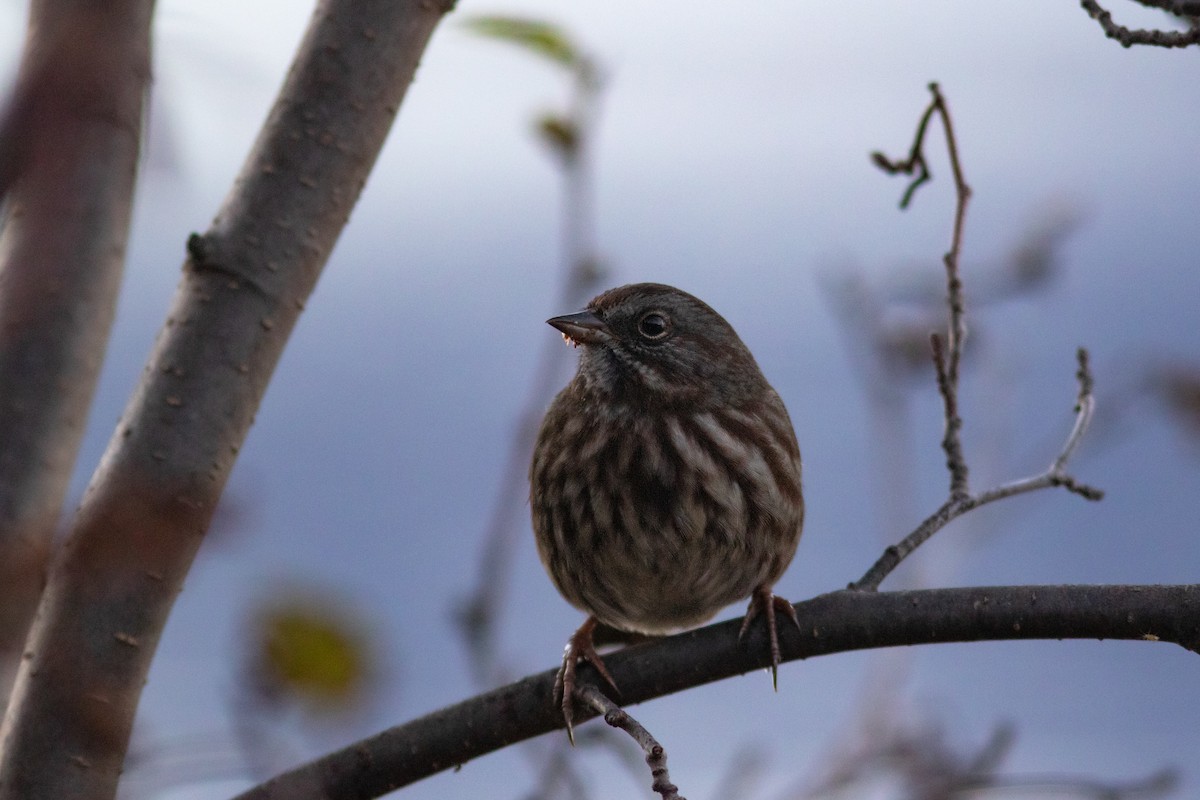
[529,282,804,740]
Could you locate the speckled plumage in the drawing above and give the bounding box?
[529,283,804,738]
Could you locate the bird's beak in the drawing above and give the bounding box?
[547,310,608,347]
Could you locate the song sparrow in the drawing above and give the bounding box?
[529,282,804,739]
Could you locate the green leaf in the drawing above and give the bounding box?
[462,15,580,68]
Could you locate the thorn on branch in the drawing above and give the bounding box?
[574,684,687,800]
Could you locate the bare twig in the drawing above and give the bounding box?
[851,349,1102,591]
[931,333,969,500]
[853,86,1101,591]
[231,584,1200,800]
[1081,0,1200,47]
[455,25,606,689]
[874,83,972,497]
[930,82,971,499]
[934,82,971,399]
[574,684,686,800]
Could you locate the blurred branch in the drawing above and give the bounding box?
[456,16,606,688]
[120,732,251,799]
[232,583,1200,800]
[792,720,1015,800]
[791,716,1175,800]
[969,767,1178,798]
[707,745,768,800]
[0,0,152,686]
[1081,0,1200,48]
[1151,364,1200,443]
[0,1,454,797]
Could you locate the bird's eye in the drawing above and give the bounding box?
[637,311,671,341]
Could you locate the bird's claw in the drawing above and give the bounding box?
[555,616,619,744]
[739,586,799,690]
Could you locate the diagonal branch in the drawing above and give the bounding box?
[574,684,686,800]
[0,0,153,682]
[0,2,455,798]
[230,583,1200,800]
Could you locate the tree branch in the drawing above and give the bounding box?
[0,0,153,681]
[851,348,1102,591]
[1080,0,1200,48]
[575,684,686,800]
[853,86,1102,592]
[232,584,1200,800]
[0,2,454,798]
[455,29,607,686]
[873,83,973,499]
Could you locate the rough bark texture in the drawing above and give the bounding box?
[0,1,454,797]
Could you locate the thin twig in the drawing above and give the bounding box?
[929,82,971,499]
[573,684,687,800]
[854,85,1100,591]
[931,333,969,500]
[932,82,971,397]
[874,84,972,498]
[455,33,605,690]
[851,349,1102,591]
[869,100,937,210]
[1053,348,1095,475]
[1081,0,1200,47]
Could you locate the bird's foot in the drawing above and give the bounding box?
[739,585,800,690]
[554,616,620,744]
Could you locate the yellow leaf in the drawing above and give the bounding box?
[255,602,370,709]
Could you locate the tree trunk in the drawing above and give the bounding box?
[0,1,455,797]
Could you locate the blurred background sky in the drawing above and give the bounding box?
[3,1,1200,798]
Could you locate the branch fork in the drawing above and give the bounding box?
[852,84,1102,593]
